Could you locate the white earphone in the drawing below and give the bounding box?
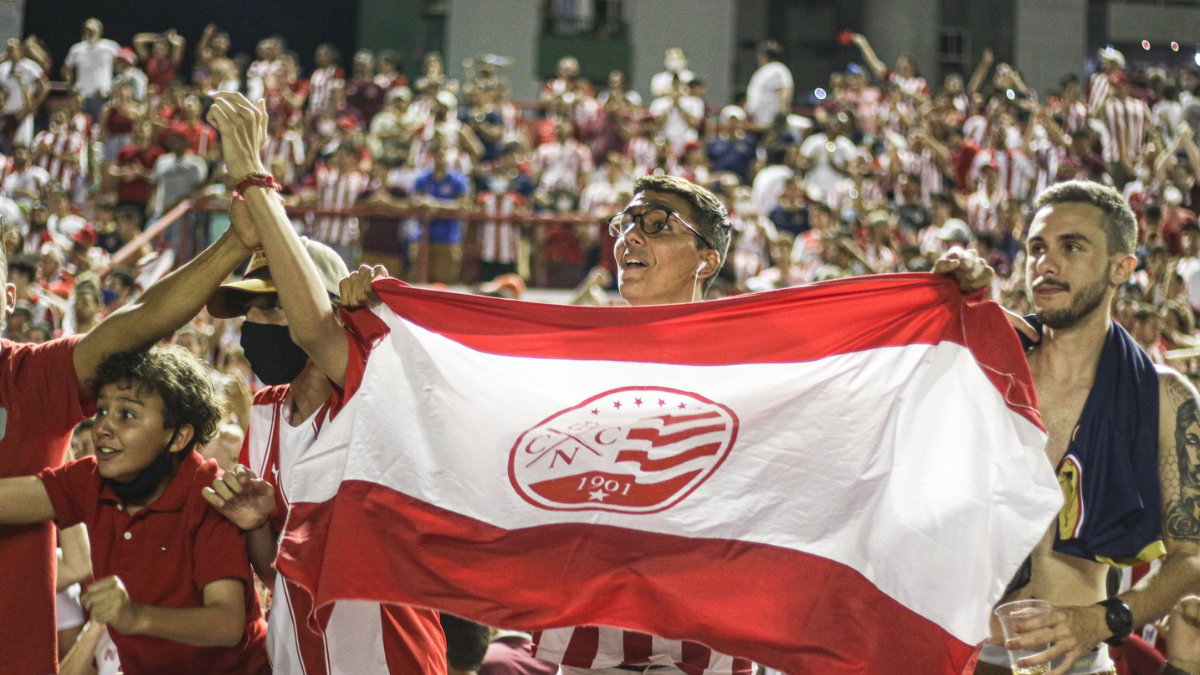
[695,261,706,277]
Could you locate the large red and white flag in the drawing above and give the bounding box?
[276,274,1061,675]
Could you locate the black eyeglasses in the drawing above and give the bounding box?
[608,206,712,249]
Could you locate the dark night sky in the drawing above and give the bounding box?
[23,0,361,76]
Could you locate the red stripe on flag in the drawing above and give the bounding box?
[626,423,727,448]
[359,274,1042,430]
[615,443,722,471]
[278,480,978,675]
[564,626,600,666]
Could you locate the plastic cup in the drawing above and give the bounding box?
[994,599,1054,675]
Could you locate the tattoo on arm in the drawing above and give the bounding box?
[1163,375,1200,543]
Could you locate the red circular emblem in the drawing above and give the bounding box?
[509,387,739,514]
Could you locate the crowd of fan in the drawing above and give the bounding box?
[5,20,1200,373]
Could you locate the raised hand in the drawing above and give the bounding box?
[206,92,269,180]
[201,464,275,532]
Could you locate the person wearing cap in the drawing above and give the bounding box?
[63,19,120,122]
[203,93,449,674]
[1089,47,1126,114]
[707,105,758,184]
[112,46,148,103]
[936,217,973,251]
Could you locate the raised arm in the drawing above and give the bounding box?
[197,24,217,65]
[968,49,994,96]
[73,212,258,396]
[207,93,351,387]
[132,34,155,62]
[850,33,888,82]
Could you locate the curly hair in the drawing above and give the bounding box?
[91,346,223,451]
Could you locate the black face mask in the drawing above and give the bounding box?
[241,321,310,385]
[103,429,180,503]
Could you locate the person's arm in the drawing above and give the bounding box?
[201,464,279,587]
[166,30,185,65]
[458,125,485,161]
[1164,597,1200,675]
[23,37,49,71]
[72,208,258,397]
[967,48,994,96]
[0,476,56,524]
[197,24,217,64]
[850,33,888,81]
[59,621,106,675]
[207,93,351,386]
[62,46,76,85]
[81,575,246,648]
[56,523,92,592]
[132,34,155,62]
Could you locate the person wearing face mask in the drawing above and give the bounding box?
[1161,186,1197,257]
[202,235,448,674]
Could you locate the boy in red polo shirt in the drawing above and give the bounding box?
[0,346,268,675]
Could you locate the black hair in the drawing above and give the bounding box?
[90,346,223,452]
[7,255,37,283]
[440,614,489,671]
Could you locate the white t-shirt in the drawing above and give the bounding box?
[649,95,705,155]
[799,133,858,195]
[48,213,87,250]
[751,164,794,218]
[65,39,120,96]
[745,61,794,125]
[1178,255,1200,312]
[650,68,694,98]
[0,58,43,115]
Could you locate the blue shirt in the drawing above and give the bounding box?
[707,135,758,184]
[414,169,471,244]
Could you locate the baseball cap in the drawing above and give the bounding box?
[205,238,350,319]
[116,47,136,65]
[937,218,972,243]
[719,105,746,123]
[1098,47,1126,70]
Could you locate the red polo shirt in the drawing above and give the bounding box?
[39,452,270,675]
[0,336,88,675]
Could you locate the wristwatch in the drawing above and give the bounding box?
[1098,598,1133,646]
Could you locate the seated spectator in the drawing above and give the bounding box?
[0,346,270,674]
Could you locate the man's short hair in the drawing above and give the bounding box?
[90,345,223,453]
[1033,180,1137,255]
[7,255,36,283]
[632,175,732,293]
[759,39,783,62]
[106,267,137,291]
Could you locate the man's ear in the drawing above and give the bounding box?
[1112,253,1138,286]
[169,425,196,454]
[3,283,14,315]
[697,250,721,280]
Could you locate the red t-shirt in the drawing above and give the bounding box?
[144,56,178,91]
[39,452,270,675]
[0,336,88,675]
[115,143,166,205]
[165,121,218,158]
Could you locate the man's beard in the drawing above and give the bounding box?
[1030,263,1111,330]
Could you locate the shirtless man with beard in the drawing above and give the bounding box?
[947,181,1200,675]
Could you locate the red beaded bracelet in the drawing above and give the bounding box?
[233,172,283,199]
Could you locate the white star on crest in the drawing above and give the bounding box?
[588,489,609,501]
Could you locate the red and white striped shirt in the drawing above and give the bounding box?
[532,139,593,193]
[308,66,344,116]
[970,148,1036,200]
[1101,96,1151,164]
[477,191,524,264]
[33,126,87,188]
[896,148,944,204]
[1088,71,1112,114]
[310,166,369,248]
[533,626,753,675]
[261,130,306,188]
[967,187,1005,233]
[1063,100,1089,134]
[242,386,447,675]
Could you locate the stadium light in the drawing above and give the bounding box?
[814,88,827,100]
[1172,41,1180,52]
[1142,40,1151,50]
